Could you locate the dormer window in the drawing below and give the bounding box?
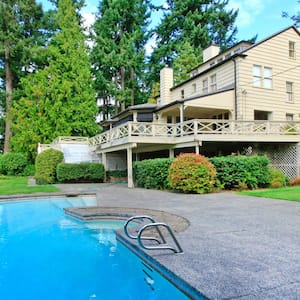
[202,78,208,94]
[289,41,295,58]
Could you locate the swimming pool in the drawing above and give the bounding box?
[0,198,190,299]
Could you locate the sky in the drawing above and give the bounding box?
[39,0,299,44]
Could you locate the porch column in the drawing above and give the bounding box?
[195,144,199,154]
[169,148,174,158]
[127,146,133,188]
[102,152,107,182]
[180,104,184,123]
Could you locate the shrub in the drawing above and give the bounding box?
[56,162,105,183]
[35,149,64,184]
[291,176,300,186]
[22,164,36,176]
[210,155,270,190]
[168,153,217,194]
[133,158,174,189]
[268,168,287,188]
[0,153,27,175]
[106,170,127,178]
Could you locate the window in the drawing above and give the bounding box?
[263,67,272,88]
[253,65,272,88]
[286,113,294,121]
[192,83,197,93]
[181,89,184,99]
[289,41,295,58]
[253,65,261,87]
[210,74,217,92]
[286,81,294,102]
[202,78,208,94]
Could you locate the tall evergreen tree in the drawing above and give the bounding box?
[173,41,202,85]
[0,0,47,153]
[91,0,150,117]
[148,0,238,85]
[10,0,99,160]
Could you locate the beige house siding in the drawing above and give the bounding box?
[171,61,235,103]
[237,28,300,121]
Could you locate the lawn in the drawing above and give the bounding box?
[239,185,300,202]
[0,176,59,195]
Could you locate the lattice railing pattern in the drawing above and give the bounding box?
[89,119,300,146]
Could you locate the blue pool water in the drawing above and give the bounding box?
[0,198,190,300]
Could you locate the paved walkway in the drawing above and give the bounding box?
[53,183,300,300]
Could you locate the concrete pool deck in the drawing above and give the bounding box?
[3,183,300,299]
[53,183,300,300]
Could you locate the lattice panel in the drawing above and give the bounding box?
[264,143,300,179]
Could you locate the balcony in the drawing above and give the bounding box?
[89,119,300,149]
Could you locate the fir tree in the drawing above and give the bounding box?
[10,0,99,160]
[0,0,46,153]
[148,0,238,85]
[91,0,150,117]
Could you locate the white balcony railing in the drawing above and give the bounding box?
[89,119,300,147]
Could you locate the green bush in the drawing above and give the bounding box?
[0,153,27,175]
[22,164,36,176]
[210,155,270,190]
[106,170,127,178]
[56,162,105,183]
[133,158,174,189]
[168,153,217,194]
[269,168,288,188]
[35,149,64,184]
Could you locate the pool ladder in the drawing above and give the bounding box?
[124,215,183,253]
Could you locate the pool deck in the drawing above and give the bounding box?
[4,183,300,299]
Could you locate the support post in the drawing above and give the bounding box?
[127,146,133,188]
[169,148,174,158]
[102,153,107,182]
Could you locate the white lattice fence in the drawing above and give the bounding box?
[266,143,299,179]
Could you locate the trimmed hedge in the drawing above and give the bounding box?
[168,153,217,194]
[56,162,105,183]
[210,155,270,189]
[0,153,28,175]
[35,149,64,184]
[133,158,174,189]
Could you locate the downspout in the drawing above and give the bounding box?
[233,58,238,120]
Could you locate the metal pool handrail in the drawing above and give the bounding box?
[123,215,183,254]
[124,215,166,244]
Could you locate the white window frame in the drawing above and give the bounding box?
[289,41,296,59]
[286,81,294,103]
[192,83,197,93]
[202,78,208,94]
[210,74,217,92]
[253,65,272,89]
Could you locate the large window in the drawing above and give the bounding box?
[252,65,272,88]
[210,74,217,92]
[286,81,294,103]
[202,78,208,94]
[289,41,296,58]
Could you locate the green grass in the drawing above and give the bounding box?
[0,176,59,195]
[239,185,300,202]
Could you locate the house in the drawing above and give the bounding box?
[40,26,300,187]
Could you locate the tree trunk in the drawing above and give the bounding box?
[4,46,13,153]
[130,67,134,106]
[120,66,125,111]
